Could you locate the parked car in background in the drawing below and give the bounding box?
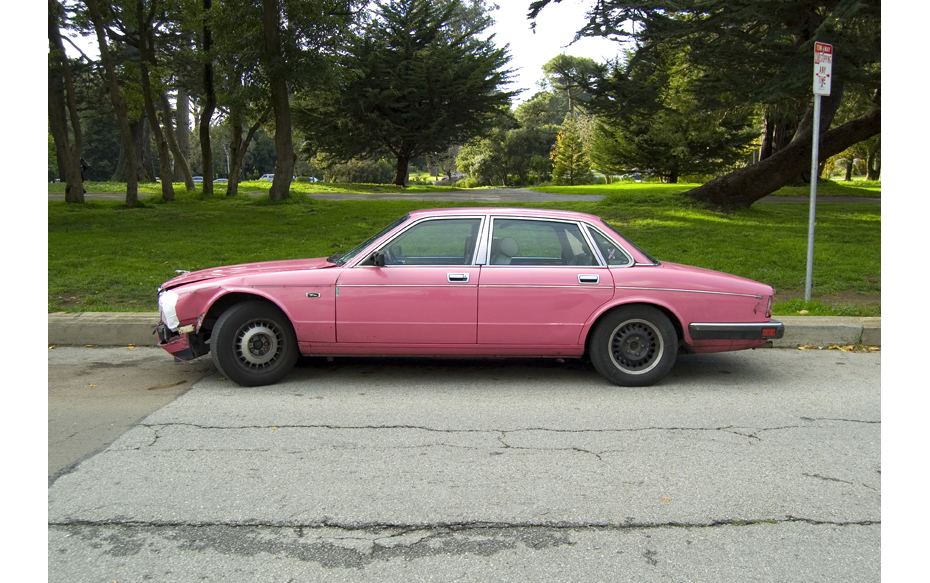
[259,174,274,181]
[192,176,203,184]
[213,178,228,184]
[155,208,783,387]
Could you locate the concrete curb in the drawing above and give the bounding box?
[48,312,881,349]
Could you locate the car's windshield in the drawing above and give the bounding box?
[599,219,660,265]
[327,214,410,266]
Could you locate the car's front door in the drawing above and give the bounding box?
[477,218,614,347]
[335,217,483,344]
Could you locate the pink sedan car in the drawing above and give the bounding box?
[156,208,783,387]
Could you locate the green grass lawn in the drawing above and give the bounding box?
[48,184,880,316]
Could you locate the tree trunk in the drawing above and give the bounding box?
[228,107,270,197]
[112,117,154,183]
[684,106,881,209]
[866,139,880,180]
[137,0,174,201]
[160,91,195,191]
[844,159,853,181]
[200,0,216,195]
[759,109,797,162]
[262,0,294,200]
[393,153,410,187]
[86,0,138,205]
[177,87,190,162]
[48,0,84,203]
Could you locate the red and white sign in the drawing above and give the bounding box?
[813,42,833,96]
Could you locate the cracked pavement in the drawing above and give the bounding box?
[49,348,880,581]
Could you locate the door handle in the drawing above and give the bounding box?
[447,273,469,282]
[578,274,599,284]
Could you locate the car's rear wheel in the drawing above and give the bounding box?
[210,301,298,387]
[590,306,677,386]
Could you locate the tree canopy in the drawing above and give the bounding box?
[530,0,881,206]
[294,0,514,185]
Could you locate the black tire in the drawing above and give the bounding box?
[210,301,298,387]
[589,306,678,387]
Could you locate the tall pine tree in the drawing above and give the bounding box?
[295,0,514,186]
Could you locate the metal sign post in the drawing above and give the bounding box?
[805,42,833,301]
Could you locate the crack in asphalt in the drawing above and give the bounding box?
[49,515,881,530]
[129,420,878,459]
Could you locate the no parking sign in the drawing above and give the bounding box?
[814,42,833,96]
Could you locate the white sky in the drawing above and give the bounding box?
[487,0,621,101]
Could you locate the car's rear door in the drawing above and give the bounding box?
[477,217,614,347]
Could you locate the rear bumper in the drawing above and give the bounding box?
[688,320,785,340]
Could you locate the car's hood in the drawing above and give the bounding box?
[160,257,334,291]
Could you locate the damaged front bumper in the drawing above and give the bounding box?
[156,323,208,362]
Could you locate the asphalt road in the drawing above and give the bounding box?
[48,346,880,581]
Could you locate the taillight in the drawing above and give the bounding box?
[766,296,773,318]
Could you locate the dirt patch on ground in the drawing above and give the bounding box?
[52,293,84,309]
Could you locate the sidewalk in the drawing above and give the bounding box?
[48,312,880,349]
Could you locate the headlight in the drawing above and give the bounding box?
[158,290,180,330]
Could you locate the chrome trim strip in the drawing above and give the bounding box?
[616,286,763,299]
[479,284,612,289]
[338,284,476,288]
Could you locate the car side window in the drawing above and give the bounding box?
[381,218,481,265]
[588,228,633,266]
[489,219,597,266]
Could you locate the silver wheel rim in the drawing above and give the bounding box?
[608,318,664,375]
[234,320,283,369]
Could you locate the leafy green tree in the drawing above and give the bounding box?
[456,132,508,186]
[530,0,881,207]
[296,0,514,186]
[254,0,361,199]
[541,54,601,121]
[550,118,592,185]
[514,90,568,128]
[503,126,558,185]
[587,46,756,183]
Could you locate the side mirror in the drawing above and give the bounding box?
[371,252,385,267]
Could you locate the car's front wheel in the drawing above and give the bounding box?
[210,301,298,386]
[589,306,677,386]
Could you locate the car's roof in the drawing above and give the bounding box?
[407,207,602,222]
